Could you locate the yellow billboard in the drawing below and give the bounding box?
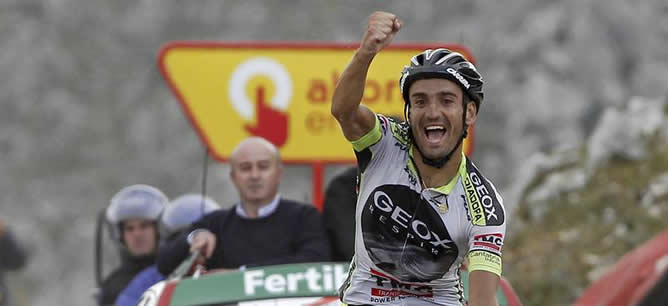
[159,42,475,163]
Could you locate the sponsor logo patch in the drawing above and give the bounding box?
[369,269,434,299]
[463,162,504,226]
[446,67,470,89]
[472,233,504,254]
[243,264,347,295]
[361,185,459,282]
[468,250,502,274]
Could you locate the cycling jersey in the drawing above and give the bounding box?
[340,115,507,306]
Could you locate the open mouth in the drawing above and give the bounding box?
[424,125,446,144]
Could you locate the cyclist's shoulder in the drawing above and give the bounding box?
[369,114,411,157]
[387,116,411,144]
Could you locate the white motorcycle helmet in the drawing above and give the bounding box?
[161,193,221,237]
[106,184,168,243]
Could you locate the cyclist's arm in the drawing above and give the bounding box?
[468,270,500,306]
[465,177,506,306]
[331,51,378,141]
[331,11,400,141]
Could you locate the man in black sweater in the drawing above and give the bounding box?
[157,137,330,275]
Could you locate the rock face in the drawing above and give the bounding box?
[0,1,667,305]
[587,97,666,170]
[505,96,668,305]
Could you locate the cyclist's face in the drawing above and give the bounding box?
[230,141,282,206]
[408,78,476,161]
[122,218,157,256]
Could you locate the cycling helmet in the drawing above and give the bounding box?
[399,49,483,169]
[161,194,221,235]
[399,48,484,111]
[106,184,168,242]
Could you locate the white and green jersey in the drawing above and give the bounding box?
[340,115,507,306]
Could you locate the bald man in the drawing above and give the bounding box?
[156,137,330,276]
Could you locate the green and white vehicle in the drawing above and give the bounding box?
[138,253,521,306]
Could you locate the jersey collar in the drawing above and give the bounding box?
[408,146,467,195]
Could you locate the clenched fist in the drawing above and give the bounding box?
[359,11,402,55]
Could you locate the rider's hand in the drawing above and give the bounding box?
[189,230,216,259]
[359,11,402,55]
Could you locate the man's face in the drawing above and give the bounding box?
[122,218,157,256]
[408,78,477,160]
[230,143,282,205]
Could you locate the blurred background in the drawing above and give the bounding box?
[1,0,667,305]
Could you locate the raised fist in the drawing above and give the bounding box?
[359,11,402,55]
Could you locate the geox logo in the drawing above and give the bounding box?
[463,164,504,226]
[446,67,470,89]
[361,185,459,281]
[370,190,453,251]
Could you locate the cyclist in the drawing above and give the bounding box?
[331,11,507,306]
[99,184,167,306]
